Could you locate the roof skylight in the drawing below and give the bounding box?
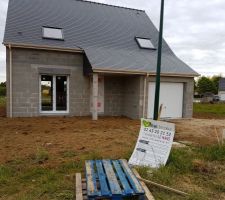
[42,27,64,40]
[136,37,155,49]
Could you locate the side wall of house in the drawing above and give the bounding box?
[7,48,90,117]
[145,76,194,118]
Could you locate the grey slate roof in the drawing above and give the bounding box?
[3,0,199,76]
[219,78,225,91]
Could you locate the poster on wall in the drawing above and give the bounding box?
[129,118,175,168]
[90,76,104,113]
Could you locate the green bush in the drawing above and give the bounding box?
[0,86,6,96]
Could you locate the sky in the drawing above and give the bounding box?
[0,0,225,82]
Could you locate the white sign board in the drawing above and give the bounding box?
[129,118,175,168]
[90,76,104,113]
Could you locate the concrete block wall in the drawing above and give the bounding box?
[7,47,90,117]
[123,76,143,119]
[6,47,194,119]
[104,76,124,116]
[103,75,143,119]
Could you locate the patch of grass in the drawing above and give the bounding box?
[193,103,225,117]
[34,147,49,164]
[62,151,77,158]
[0,165,14,185]
[136,145,225,198]
[168,148,194,173]
[58,160,83,173]
[212,180,225,193]
[0,96,6,107]
[198,144,225,161]
[84,151,103,160]
[56,190,74,199]
[151,165,176,185]
[123,149,134,161]
[19,167,49,182]
[187,192,208,200]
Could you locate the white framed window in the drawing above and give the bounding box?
[42,27,64,40]
[135,37,155,49]
[39,75,69,114]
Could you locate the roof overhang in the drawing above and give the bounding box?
[3,42,83,53]
[93,68,200,77]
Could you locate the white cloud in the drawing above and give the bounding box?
[0,0,225,82]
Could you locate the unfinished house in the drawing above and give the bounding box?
[3,0,198,119]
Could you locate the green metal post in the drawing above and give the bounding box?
[153,0,165,120]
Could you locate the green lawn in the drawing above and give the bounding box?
[193,103,225,118]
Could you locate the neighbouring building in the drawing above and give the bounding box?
[3,0,199,119]
[219,78,225,101]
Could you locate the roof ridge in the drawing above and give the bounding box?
[76,0,145,12]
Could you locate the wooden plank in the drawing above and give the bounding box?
[96,160,111,196]
[119,159,144,194]
[132,169,155,200]
[112,160,134,195]
[85,160,98,197]
[102,160,122,195]
[76,173,83,200]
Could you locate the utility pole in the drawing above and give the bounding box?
[153,0,165,120]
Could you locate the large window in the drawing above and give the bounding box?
[135,37,155,49]
[40,75,69,113]
[42,27,64,40]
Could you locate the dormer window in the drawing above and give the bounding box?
[42,27,64,40]
[135,37,155,49]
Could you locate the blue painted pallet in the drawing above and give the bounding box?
[85,159,145,200]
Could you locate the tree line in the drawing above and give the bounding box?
[195,75,222,95]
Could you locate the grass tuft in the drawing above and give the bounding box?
[34,147,49,164]
[62,151,77,158]
[85,151,103,160]
[56,190,74,199]
[187,192,208,200]
[58,161,83,173]
[0,165,14,185]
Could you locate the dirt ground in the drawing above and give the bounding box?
[173,118,225,146]
[1,116,225,164]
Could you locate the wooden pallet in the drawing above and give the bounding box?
[75,159,155,200]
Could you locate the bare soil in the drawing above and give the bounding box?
[0,107,6,117]
[1,116,225,164]
[172,118,225,146]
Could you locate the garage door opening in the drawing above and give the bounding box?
[147,82,184,118]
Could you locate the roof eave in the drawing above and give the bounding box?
[93,68,200,77]
[3,42,83,53]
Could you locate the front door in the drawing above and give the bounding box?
[40,75,69,114]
